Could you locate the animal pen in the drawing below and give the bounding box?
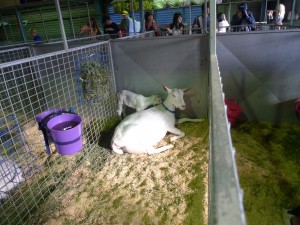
[0,36,246,225]
[7,1,300,224]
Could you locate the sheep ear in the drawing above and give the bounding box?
[163,84,171,93]
[182,88,190,93]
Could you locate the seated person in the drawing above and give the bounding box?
[193,2,210,34]
[166,12,185,35]
[144,11,160,36]
[29,28,42,43]
[79,17,102,36]
[231,3,255,31]
[103,15,121,39]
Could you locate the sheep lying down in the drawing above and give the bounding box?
[111,85,202,155]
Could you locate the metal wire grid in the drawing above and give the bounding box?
[0,37,110,64]
[118,31,155,40]
[0,41,118,225]
[0,47,32,64]
[48,34,110,45]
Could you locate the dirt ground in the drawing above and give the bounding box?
[27,122,209,225]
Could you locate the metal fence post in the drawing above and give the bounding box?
[54,0,68,50]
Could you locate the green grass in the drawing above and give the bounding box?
[181,120,208,225]
[231,122,300,225]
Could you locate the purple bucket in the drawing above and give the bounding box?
[35,108,64,123]
[46,114,83,156]
[36,108,64,145]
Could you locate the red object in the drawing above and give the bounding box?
[120,29,126,37]
[224,98,243,126]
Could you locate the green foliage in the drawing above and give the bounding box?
[112,1,138,14]
[231,122,300,225]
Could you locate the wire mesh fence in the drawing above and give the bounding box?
[0,35,110,65]
[0,46,32,64]
[0,41,118,225]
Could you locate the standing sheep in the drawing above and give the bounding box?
[116,90,162,117]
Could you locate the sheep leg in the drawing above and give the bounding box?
[112,142,124,154]
[116,102,123,117]
[168,127,185,142]
[147,144,174,155]
[176,118,205,125]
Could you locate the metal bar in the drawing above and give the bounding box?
[54,0,68,50]
[39,9,48,42]
[265,0,268,22]
[228,3,231,27]
[67,0,76,39]
[15,8,27,43]
[0,14,9,42]
[290,0,296,26]
[131,0,136,34]
[209,54,246,225]
[189,3,192,34]
[85,2,92,35]
[210,0,216,56]
[0,41,109,69]
[139,0,144,33]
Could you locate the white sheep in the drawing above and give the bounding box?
[111,85,190,155]
[0,155,24,200]
[116,90,162,117]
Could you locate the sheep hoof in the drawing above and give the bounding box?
[112,143,124,154]
[170,136,178,142]
[113,149,124,154]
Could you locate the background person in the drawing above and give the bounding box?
[231,2,256,31]
[276,3,285,27]
[267,10,274,24]
[217,13,229,33]
[166,12,185,35]
[89,17,102,35]
[119,10,134,37]
[192,2,210,33]
[144,11,160,36]
[79,17,102,36]
[103,15,121,39]
[267,4,285,27]
[29,28,42,43]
